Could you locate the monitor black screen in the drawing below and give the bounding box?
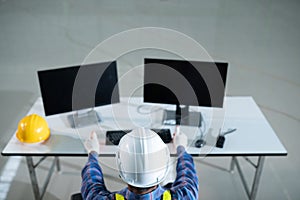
[38,61,120,116]
[144,58,228,108]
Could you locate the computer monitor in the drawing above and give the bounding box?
[144,58,228,126]
[37,61,120,127]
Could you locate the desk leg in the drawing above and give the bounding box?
[26,156,58,200]
[250,156,265,200]
[55,156,61,172]
[230,156,235,173]
[26,157,41,200]
[232,156,265,200]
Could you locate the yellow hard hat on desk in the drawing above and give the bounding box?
[16,114,50,143]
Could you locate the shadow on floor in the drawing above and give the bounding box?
[5,181,61,200]
[0,90,35,171]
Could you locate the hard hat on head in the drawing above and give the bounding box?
[116,127,170,188]
[16,114,50,143]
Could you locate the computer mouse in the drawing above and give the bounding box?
[195,139,205,148]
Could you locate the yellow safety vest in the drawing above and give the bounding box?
[115,190,171,200]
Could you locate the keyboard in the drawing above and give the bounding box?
[106,130,131,145]
[106,129,172,145]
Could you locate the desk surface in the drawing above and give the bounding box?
[1,97,287,157]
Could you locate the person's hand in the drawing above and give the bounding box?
[84,131,100,154]
[173,126,188,149]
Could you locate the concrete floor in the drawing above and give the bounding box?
[0,0,299,199]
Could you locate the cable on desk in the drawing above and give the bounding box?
[137,104,164,114]
[221,128,237,136]
[200,115,206,137]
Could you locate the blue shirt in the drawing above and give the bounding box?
[81,146,198,199]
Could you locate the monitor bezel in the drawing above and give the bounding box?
[37,61,120,116]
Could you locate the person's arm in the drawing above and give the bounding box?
[171,129,199,199]
[81,151,113,199]
[171,146,199,199]
[81,131,114,200]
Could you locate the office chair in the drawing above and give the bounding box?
[70,193,82,200]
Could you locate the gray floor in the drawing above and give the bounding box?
[0,0,299,199]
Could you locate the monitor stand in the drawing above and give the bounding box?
[162,105,202,127]
[68,109,101,128]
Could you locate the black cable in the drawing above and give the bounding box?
[136,104,164,114]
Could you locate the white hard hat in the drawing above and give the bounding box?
[116,127,170,188]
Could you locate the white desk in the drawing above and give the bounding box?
[1,96,287,200]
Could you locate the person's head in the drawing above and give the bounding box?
[116,127,170,193]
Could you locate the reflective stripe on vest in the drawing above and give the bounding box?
[162,190,171,200]
[115,193,125,200]
[115,190,171,200]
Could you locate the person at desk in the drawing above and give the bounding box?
[81,128,199,200]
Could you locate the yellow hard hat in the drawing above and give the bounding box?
[16,114,50,143]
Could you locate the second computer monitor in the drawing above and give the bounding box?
[144,58,228,126]
[38,61,120,127]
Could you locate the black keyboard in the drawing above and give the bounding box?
[151,129,173,144]
[106,130,131,145]
[106,129,172,145]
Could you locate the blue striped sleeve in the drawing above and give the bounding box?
[81,151,114,200]
[170,146,199,199]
